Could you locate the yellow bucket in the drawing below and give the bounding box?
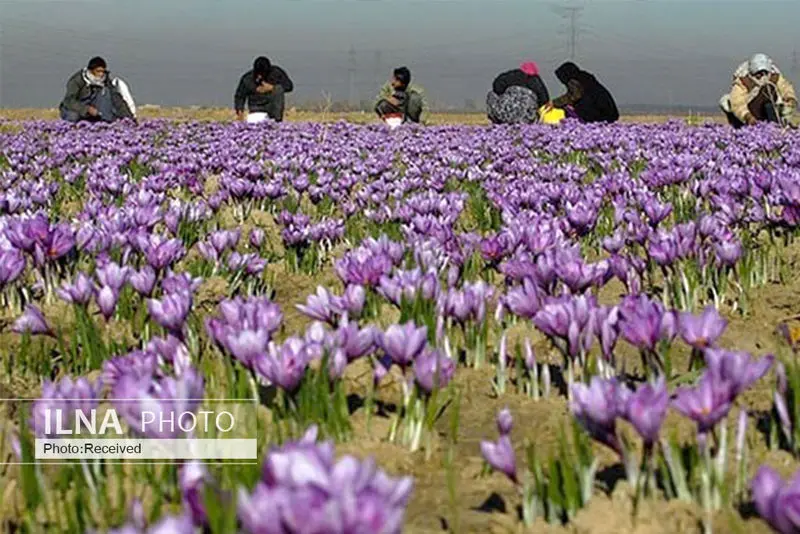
[539,106,566,125]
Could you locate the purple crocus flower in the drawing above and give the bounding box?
[148,335,192,375]
[96,262,130,291]
[32,376,101,437]
[714,239,743,267]
[602,232,625,254]
[147,291,192,336]
[480,435,517,484]
[623,377,668,445]
[671,372,733,434]
[36,224,75,265]
[334,284,365,318]
[413,348,455,393]
[296,286,339,325]
[12,305,53,336]
[335,322,376,361]
[679,306,727,349]
[196,241,219,263]
[161,271,203,295]
[112,367,205,439]
[253,337,312,392]
[180,461,208,526]
[57,272,95,305]
[141,235,186,272]
[377,322,428,369]
[704,348,774,397]
[496,408,513,436]
[129,266,157,297]
[206,297,283,368]
[102,350,159,389]
[0,248,26,286]
[96,285,119,321]
[249,228,265,249]
[239,426,413,534]
[504,278,543,319]
[618,295,674,352]
[570,377,626,454]
[751,465,800,534]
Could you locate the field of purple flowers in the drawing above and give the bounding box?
[1,118,800,533]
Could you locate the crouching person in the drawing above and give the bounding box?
[59,57,136,123]
[234,56,294,123]
[720,53,797,128]
[375,66,425,128]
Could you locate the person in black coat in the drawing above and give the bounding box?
[486,61,549,124]
[548,62,619,123]
[234,56,294,122]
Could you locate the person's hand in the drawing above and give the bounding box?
[542,101,554,112]
[255,82,274,94]
[745,114,758,126]
[236,111,245,122]
[87,106,99,117]
[387,96,400,106]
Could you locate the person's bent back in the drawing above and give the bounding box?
[234,56,294,123]
[487,61,549,124]
[60,57,137,124]
[550,62,619,123]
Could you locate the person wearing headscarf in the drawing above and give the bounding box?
[546,61,619,123]
[375,66,425,128]
[59,57,137,123]
[719,53,797,128]
[486,61,550,124]
[234,56,294,123]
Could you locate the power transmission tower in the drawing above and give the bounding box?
[348,45,357,108]
[550,3,584,61]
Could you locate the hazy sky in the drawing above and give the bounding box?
[1,0,798,111]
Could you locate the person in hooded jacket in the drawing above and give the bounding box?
[546,62,619,123]
[59,57,137,123]
[486,61,549,124]
[719,53,797,128]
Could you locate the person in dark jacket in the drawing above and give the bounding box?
[234,56,294,123]
[375,66,424,126]
[548,62,619,123]
[59,57,137,123]
[486,61,549,124]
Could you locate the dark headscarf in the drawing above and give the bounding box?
[555,62,580,85]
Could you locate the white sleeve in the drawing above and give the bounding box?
[112,78,137,118]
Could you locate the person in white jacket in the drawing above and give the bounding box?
[59,57,137,123]
[719,53,797,128]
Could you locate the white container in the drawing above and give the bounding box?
[246,112,269,124]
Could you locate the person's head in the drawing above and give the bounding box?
[87,56,107,79]
[748,53,772,79]
[253,56,272,81]
[392,66,411,90]
[555,62,580,84]
[520,61,539,76]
